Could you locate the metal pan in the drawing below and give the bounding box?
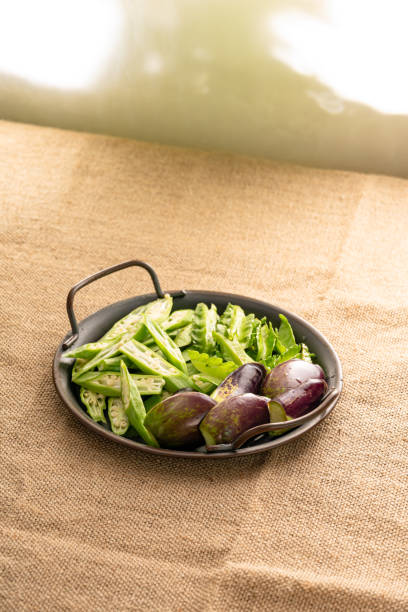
[53,260,343,458]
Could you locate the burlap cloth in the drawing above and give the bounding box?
[1,120,407,611]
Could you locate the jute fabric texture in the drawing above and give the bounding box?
[1,121,407,611]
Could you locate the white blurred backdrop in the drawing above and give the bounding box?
[1,0,407,177]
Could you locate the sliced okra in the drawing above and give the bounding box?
[120,361,159,447]
[75,370,165,396]
[108,397,129,435]
[80,387,106,423]
[144,315,188,374]
[97,356,135,371]
[120,339,197,393]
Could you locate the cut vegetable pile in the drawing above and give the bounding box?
[65,295,327,451]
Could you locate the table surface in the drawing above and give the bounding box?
[1,120,407,611]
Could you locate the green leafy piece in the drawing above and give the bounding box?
[191,303,218,353]
[80,387,106,423]
[256,323,276,362]
[276,314,297,353]
[75,371,165,396]
[300,343,314,363]
[120,339,196,393]
[161,309,194,332]
[276,345,300,364]
[120,361,159,447]
[213,331,253,366]
[188,350,236,383]
[174,324,192,348]
[144,315,188,374]
[108,397,129,435]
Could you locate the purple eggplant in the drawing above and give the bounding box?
[211,363,266,403]
[268,378,327,419]
[262,358,325,399]
[144,391,215,448]
[199,393,270,446]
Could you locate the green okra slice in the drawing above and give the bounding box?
[65,336,122,360]
[80,387,106,423]
[75,371,165,396]
[120,339,196,393]
[120,361,159,447]
[144,315,188,374]
[191,303,218,353]
[65,296,172,361]
[71,337,126,380]
[108,397,129,435]
[213,331,253,366]
[97,356,135,371]
[100,295,172,342]
[161,309,194,332]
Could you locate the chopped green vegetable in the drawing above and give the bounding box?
[161,309,194,332]
[188,350,236,383]
[75,371,165,396]
[276,314,297,353]
[101,295,172,342]
[213,331,253,366]
[191,303,218,353]
[108,397,129,435]
[97,356,134,371]
[120,361,158,447]
[80,387,106,423]
[191,373,218,394]
[174,323,192,347]
[256,323,276,362]
[120,339,196,392]
[144,315,188,374]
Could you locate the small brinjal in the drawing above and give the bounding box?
[262,358,325,399]
[268,378,327,419]
[211,363,266,403]
[199,393,270,446]
[144,391,215,448]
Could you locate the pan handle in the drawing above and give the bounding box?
[205,387,341,453]
[63,260,167,350]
